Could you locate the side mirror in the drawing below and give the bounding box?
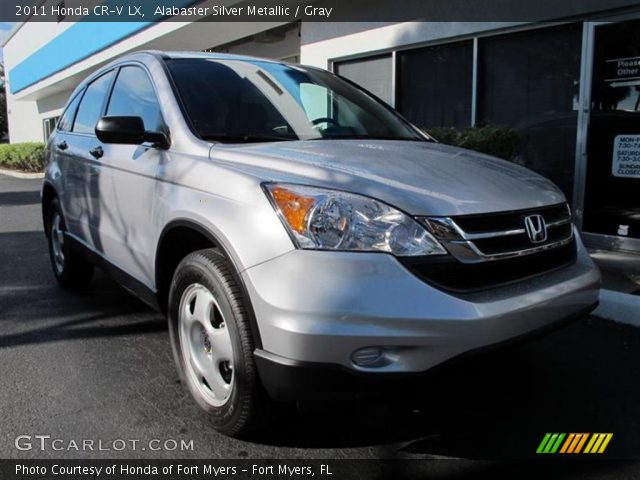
[95,116,170,149]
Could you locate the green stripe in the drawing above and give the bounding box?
[537,433,552,453]
[550,433,566,453]
[543,434,560,453]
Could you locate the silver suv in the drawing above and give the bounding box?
[43,51,600,436]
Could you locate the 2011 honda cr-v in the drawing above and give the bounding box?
[42,51,600,436]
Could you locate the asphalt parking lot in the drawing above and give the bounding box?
[1,173,640,477]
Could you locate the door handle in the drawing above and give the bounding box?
[56,141,68,151]
[89,146,104,159]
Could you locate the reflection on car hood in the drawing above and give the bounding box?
[210,139,566,216]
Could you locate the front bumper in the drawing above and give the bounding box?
[241,233,600,399]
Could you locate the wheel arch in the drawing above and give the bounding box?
[41,181,58,236]
[155,219,263,348]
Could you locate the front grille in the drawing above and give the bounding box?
[407,203,576,292]
[400,240,577,292]
[453,203,571,234]
[472,223,572,255]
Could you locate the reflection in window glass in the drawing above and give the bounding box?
[583,19,640,239]
[107,66,163,132]
[397,41,473,129]
[335,55,393,106]
[300,83,330,121]
[478,24,582,199]
[166,58,422,142]
[73,71,114,134]
[57,92,82,132]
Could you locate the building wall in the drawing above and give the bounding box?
[3,3,290,143]
[300,22,519,68]
[211,23,300,62]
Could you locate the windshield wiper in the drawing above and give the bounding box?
[202,134,296,143]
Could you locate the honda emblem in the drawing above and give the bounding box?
[524,214,547,243]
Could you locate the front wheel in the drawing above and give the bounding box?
[168,249,268,436]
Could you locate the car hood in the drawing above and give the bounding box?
[209,139,566,216]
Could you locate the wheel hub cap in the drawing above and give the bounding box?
[179,284,234,406]
[51,213,65,274]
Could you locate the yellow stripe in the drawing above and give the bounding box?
[584,433,598,453]
[567,434,582,453]
[590,434,605,453]
[574,433,589,453]
[598,434,613,453]
[559,434,575,454]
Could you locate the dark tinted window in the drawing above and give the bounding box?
[397,41,473,129]
[73,71,114,134]
[583,20,640,238]
[335,55,393,105]
[478,24,582,198]
[107,66,163,132]
[166,58,423,143]
[57,91,82,132]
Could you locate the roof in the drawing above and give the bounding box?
[158,50,287,64]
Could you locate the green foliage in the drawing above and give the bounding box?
[424,125,521,161]
[0,142,46,173]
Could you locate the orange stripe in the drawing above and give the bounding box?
[559,433,575,454]
[567,434,582,453]
[574,433,589,453]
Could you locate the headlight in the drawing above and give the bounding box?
[263,183,447,256]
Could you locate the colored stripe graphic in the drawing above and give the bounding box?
[584,433,614,454]
[536,433,565,454]
[559,433,575,453]
[536,433,552,453]
[537,433,613,454]
[574,433,589,453]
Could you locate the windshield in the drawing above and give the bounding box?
[165,58,426,143]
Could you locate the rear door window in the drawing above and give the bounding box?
[57,91,83,132]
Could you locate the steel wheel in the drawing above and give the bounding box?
[179,283,234,407]
[50,212,65,274]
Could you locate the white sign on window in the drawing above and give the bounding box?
[612,134,640,178]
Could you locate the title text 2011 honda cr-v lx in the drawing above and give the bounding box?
[42,51,600,436]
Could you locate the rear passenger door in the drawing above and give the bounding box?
[93,64,168,287]
[62,70,116,249]
[51,90,83,235]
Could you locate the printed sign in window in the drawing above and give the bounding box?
[605,56,640,87]
[612,135,640,178]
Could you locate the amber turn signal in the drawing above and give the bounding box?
[270,186,316,233]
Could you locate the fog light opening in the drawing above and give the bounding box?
[351,347,393,368]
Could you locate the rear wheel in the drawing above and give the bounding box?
[168,249,268,436]
[46,199,94,289]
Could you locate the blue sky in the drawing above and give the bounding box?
[0,22,16,62]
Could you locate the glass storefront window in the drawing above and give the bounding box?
[477,24,583,200]
[335,54,393,106]
[583,19,640,241]
[396,41,473,129]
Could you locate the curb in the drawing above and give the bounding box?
[594,289,640,327]
[0,168,44,179]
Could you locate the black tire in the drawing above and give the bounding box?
[46,199,94,289]
[168,249,268,437]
